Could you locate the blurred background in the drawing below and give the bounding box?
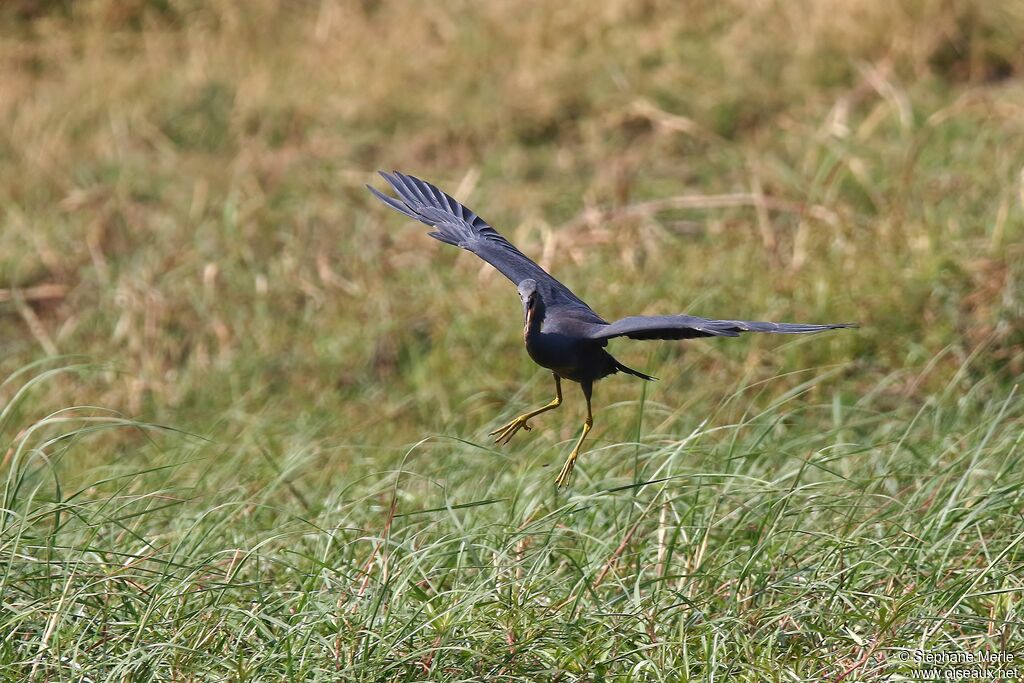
[2,0,1021,446]
[2,1,1024,677]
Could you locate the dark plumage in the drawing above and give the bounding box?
[368,171,855,486]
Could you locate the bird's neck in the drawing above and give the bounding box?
[523,302,545,342]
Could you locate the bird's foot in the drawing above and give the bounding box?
[489,415,533,445]
[554,451,579,488]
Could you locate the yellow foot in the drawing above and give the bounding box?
[488,415,533,445]
[554,451,579,488]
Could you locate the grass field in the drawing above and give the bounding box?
[2,1,1024,679]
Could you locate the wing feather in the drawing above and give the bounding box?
[587,315,855,341]
[367,171,600,317]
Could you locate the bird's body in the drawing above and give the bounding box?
[526,330,626,384]
[519,286,637,383]
[368,171,854,486]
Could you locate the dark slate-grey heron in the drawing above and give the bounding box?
[368,171,854,487]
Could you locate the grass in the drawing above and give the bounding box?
[2,0,1024,679]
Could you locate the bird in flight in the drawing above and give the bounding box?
[368,171,854,487]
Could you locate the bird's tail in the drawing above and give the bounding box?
[614,358,657,381]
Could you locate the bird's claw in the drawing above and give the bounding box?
[554,451,579,488]
[489,416,532,445]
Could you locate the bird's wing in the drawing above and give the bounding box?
[368,171,599,315]
[585,315,855,341]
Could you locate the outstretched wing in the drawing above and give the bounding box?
[586,315,855,341]
[367,171,599,316]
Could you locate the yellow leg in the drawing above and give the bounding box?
[555,381,593,488]
[490,374,562,445]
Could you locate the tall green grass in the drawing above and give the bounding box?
[2,361,1022,678]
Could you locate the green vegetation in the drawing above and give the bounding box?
[2,1,1023,679]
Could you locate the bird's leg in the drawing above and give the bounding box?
[489,374,562,445]
[555,381,593,488]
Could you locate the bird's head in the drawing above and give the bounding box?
[518,278,538,309]
[517,278,543,328]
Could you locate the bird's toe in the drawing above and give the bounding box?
[494,426,517,445]
[489,416,532,445]
[555,454,579,488]
[489,424,513,440]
